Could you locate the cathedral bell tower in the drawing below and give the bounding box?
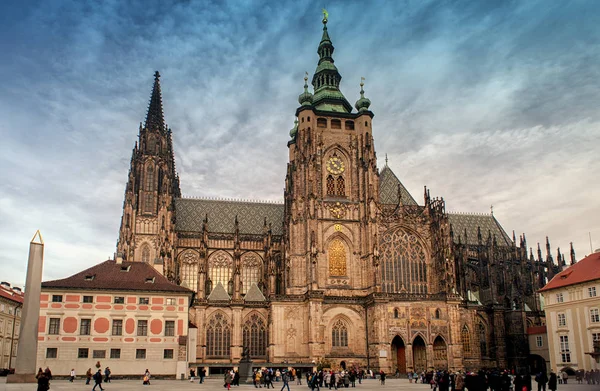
[284,14,379,296]
[117,72,181,278]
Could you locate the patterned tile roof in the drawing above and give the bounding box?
[207,282,230,301]
[448,213,512,247]
[378,165,418,206]
[174,198,284,235]
[539,251,600,292]
[41,260,192,293]
[0,286,23,304]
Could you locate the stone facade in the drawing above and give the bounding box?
[115,17,562,373]
[0,283,23,370]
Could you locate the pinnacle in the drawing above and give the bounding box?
[144,71,165,132]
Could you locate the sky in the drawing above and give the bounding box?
[1,0,599,288]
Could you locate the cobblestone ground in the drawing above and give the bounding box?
[0,377,597,391]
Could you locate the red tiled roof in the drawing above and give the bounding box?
[527,326,547,335]
[0,287,24,304]
[42,260,192,294]
[539,251,600,292]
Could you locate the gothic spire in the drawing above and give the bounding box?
[310,13,352,113]
[145,71,165,132]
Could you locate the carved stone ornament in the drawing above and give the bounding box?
[329,202,346,219]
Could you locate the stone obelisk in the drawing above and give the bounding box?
[7,231,44,383]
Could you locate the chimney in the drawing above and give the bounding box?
[116,252,124,264]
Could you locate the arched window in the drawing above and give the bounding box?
[461,326,472,356]
[208,252,232,291]
[179,251,199,292]
[243,313,267,357]
[336,176,345,196]
[328,239,347,276]
[380,228,427,294]
[145,166,154,191]
[141,245,151,263]
[478,323,487,356]
[434,309,441,319]
[241,253,262,295]
[393,308,399,319]
[331,319,348,348]
[327,175,336,196]
[206,312,231,357]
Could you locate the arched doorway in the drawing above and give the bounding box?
[433,336,448,370]
[413,335,427,372]
[391,336,406,374]
[528,354,546,374]
[340,361,346,370]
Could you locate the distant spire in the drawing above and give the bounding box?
[145,71,165,132]
[570,242,576,265]
[385,153,388,166]
[355,77,372,112]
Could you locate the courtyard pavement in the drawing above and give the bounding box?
[0,377,596,391]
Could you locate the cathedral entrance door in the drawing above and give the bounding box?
[412,336,427,373]
[391,336,406,374]
[432,336,447,370]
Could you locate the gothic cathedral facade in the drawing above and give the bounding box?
[117,17,564,373]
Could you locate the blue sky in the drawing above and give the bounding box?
[1,0,599,287]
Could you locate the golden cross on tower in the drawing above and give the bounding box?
[322,8,329,23]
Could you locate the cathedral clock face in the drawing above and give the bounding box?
[326,157,345,174]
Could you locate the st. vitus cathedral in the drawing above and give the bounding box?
[116,16,572,373]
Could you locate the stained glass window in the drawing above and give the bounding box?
[461,325,472,356]
[328,239,347,276]
[242,313,267,357]
[380,228,427,294]
[331,319,348,347]
[241,253,262,295]
[336,176,345,196]
[206,312,231,357]
[327,175,335,196]
[145,166,154,191]
[208,252,232,291]
[478,322,487,356]
[144,192,154,213]
[180,250,199,292]
[141,245,150,263]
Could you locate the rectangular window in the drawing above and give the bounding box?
[110,348,121,359]
[589,287,597,297]
[163,349,174,359]
[114,296,125,304]
[139,297,149,305]
[137,320,148,336]
[46,348,57,358]
[556,293,564,303]
[48,318,60,335]
[593,333,600,342]
[591,308,600,323]
[78,348,89,359]
[136,349,146,359]
[112,319,123,336]
[165,320,175,336]
[558,313,566,327]
[83,295,94,303]
[80,319,91,335]
[93,350,106,359]
[52,295,63,303]
[559,335,570,352]
[536,336,543,348]
[166,298,176,306]
[561,353,571,363]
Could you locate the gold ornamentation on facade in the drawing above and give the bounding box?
[329,202,346,219]
[334,224,342,232]
[328,239,347,276]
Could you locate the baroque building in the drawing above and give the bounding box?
[116,15,567,374]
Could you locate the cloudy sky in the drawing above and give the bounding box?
[1,0,599,287]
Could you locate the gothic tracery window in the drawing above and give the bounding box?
[179,250,199,292]
[141,244,151,263]
[380,228,427,294]
[208,252,232,291]
[327,175,335,196]
[331,319,348,348]
[328,239,347,276]
[206,312,231,357]
[145,166,154,191]
[242,313,267,357]
[461,325,472,356]
[241,253,262,295]
[478,322,487,356]
[336,176,345,195]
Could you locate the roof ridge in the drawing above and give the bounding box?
[447,211,493,216]
[178,196,284,205]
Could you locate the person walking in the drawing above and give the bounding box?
[86,368,93,385]
[69,368,75,382]
[37,372,50,391]
[199,368,206,384]
[560,372,567,385]
[535,371,548,391]
[281,370,291,391]
[225,370,233,390]
[454,371,464,391]
[105,367,111,383]
[93,368,105,391]
[143,369,151,385]
[548,370,557,391]
[379,370,386,386]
